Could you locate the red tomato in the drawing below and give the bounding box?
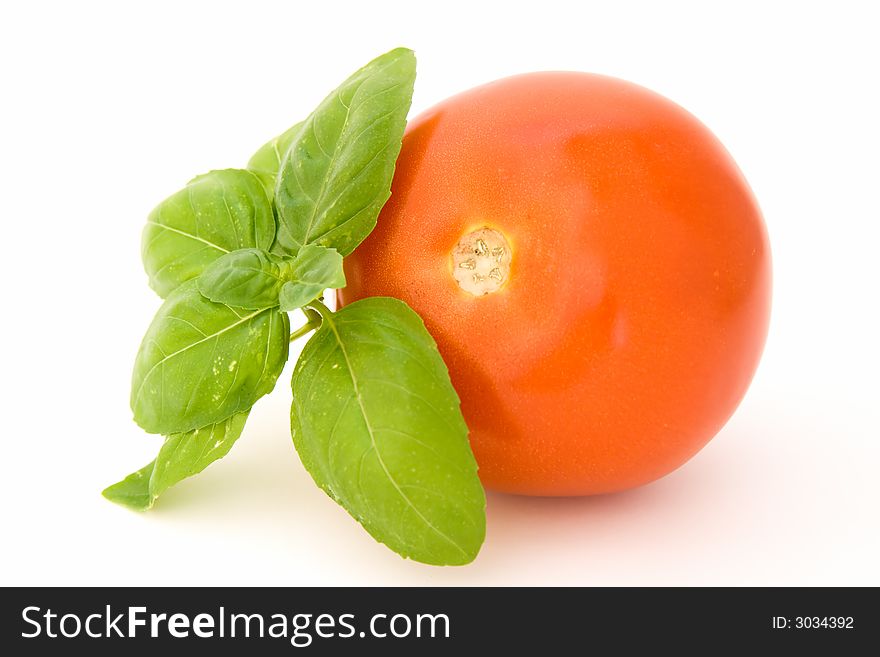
[338,72,771,496]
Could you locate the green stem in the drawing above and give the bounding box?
[289,307,322,342]
[308,297,334,320]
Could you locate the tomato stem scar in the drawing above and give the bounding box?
[451,227,512,296]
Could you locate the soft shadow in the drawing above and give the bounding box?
[139,395,771,585]
[416,417,763,584]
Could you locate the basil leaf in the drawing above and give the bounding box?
[274,47,415,256]
[142,169,275,297]
[103,412,249,511]
[278,245,345,311]
[248,122,303,180]
[101,463,154,510]
[131,280,289,435]
[198,248,290,310]
[290,297,485,565]
[198,244,344,311]
[247,123,303,254]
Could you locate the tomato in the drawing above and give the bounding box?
[338,72,771,496]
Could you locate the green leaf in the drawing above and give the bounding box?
[131,279,289,435]
[198,244,344,311]
[198,248,291,310]
[278,245,345,311]
[290,297,485,565]
[247,123,304,254]
[103,412,249,511]
[274,47,416,256]
[101,462,154,510]
[142,169,275,297]
[248,122,303,180]
[151,412,249,500]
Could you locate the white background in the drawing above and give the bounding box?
[1,0,877,586]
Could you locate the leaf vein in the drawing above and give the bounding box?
[145,221,230,254]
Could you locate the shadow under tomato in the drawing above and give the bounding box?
[473,415,757,558]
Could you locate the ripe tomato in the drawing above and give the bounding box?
[338,72,771,496]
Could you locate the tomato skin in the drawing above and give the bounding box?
[339,72,771,496]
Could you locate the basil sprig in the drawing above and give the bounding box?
[104,48,486,566]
